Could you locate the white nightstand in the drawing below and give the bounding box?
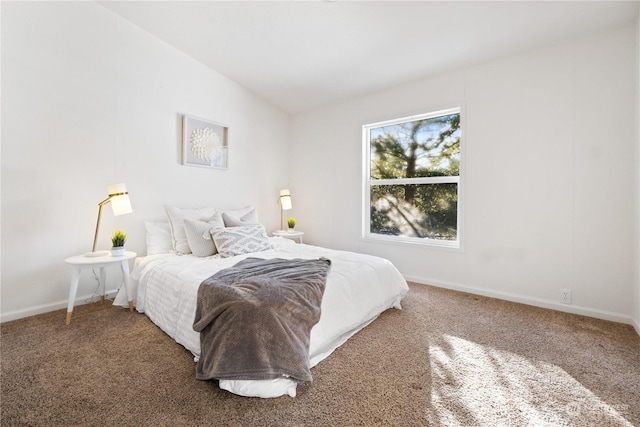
[272,230,304,243]
[64,251,136,325]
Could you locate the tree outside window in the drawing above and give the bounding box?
[364,108,461,246]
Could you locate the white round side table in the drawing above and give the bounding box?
[64,251,136,325]
[272,230,304,243]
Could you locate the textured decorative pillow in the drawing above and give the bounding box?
[184,218,224,257]
[145,221,173,255]
[222,208,260,227]
[166,206,219,255]
[210,225,272,258]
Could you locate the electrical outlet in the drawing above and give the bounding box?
[560,288,572,305]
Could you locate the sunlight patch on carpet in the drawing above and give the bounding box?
[426,334,634,426]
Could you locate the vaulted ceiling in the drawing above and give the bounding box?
[100,1,639,114]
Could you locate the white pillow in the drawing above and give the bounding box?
[222,208,260,227]
[210,225,272,258]
[145,222,173,255]
[219,379,297,398]
[166,206,219,255]
[184,217,225,257]
[222,205,256,218]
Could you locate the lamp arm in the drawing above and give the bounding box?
[91,197,112,252]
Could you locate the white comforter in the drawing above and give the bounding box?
[114,238,408,397]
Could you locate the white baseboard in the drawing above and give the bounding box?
[404,274,638,331]
[0,288,120,323]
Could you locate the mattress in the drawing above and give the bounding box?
[114,237,408,397]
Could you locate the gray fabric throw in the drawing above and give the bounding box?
[193,257,331,385]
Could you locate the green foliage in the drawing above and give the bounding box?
[369,113,460,240]
[111,229,127,247]
[287,217,296,228]
[370,113,460,180]
[370,184,457,239]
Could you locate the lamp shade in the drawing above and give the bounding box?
[107,183,132,216]
[279,189,292,210]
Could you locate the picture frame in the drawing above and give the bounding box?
[182,115,229,169]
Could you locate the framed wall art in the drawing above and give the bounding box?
[182,115,229,169]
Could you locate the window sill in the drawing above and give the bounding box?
[362,234,463,252]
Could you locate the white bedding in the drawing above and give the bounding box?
[114,237,408,397]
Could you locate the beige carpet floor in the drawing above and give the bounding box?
[1,282,639,426]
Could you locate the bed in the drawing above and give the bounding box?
[113,208,409,398]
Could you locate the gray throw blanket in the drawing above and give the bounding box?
[193,257,331,385]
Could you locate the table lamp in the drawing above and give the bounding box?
[87,183,132,257]
[277,189,292,231]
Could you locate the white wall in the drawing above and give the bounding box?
[1,2,290,320]
[635,12,640,333]
[1,3,638,328]
[291,24,638,325]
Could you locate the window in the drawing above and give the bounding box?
[363,107,461,248]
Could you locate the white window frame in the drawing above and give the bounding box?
[362,107,463,249]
